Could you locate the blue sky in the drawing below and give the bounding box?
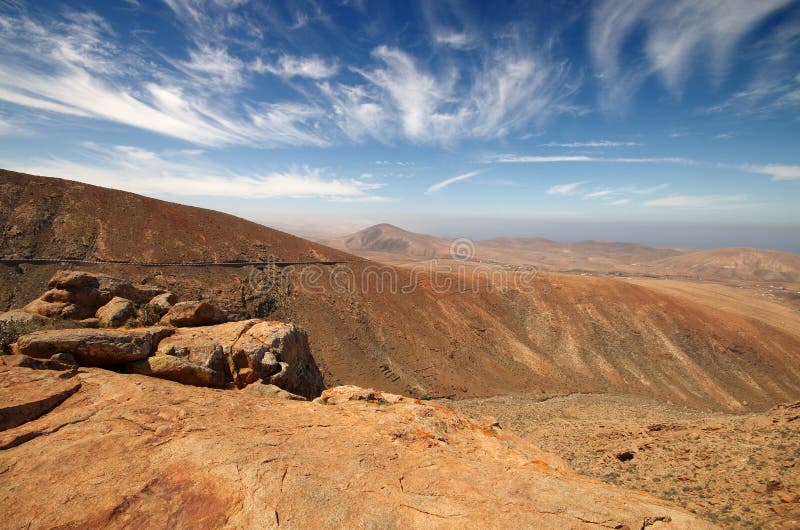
[1,0,799,250]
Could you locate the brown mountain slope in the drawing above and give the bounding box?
[2,170,800,412]
[0,168,354,264]
[647,247,800,282]
[478,237,684,269]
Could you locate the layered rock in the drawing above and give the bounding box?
[0,366,714,528]
[22,270,164,320]
[0,359,81,431]
[12,327,173,367]
[126,355,227,388]
[149,320,323,397]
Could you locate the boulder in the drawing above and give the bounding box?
[0,310,51,326]
[160,301,228,327]
[125,355,227,388]
[155,320,259,378]
[48,270,163,305]
[242,382,306,400]
[148,292,177,316]
[22,271,165,320]
[22,298,68,318]
[152,320,322,396]
[12,327,173,367]
[95,297,135,327]
[227,321,290,388]
[238,322,323,398]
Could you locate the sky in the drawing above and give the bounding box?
[0,0,799,250]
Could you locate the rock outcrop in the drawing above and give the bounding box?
[12,327,173,367]
[150,320,323,397]
[159,300,228,327]
[0,364,714,529]
[22,270,164,320]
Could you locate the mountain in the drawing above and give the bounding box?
[2,170,800,412]
[330,223,800,282]
[0,169,353,264]
[326,224,685,270]
[325,223,452,259]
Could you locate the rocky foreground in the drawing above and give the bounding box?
[0,359,714,529]
[1,270,323,398]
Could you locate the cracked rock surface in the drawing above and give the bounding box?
[0,365,713,529]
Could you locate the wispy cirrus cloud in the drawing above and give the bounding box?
[590,0,793,111]
[0,4,582,149]
[324,39,580,145]
[0,7,330,148]
[427,170,482,193]
[252,54,339,79]
[489,154,693,165]
[546,181,589,196]
[541,140,641,148]
[11,143,386,200]
[433,30,475,49]
[644,195,748,208]
[746,164,800,181]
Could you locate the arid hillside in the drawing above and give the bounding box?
[0,169,354,264]
[328,223,800,282]
[3,170,800,412]
[646,247,800,282]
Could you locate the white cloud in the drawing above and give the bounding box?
[433,31,474,49]
[327,42,578,145]
[584,190,613,199]
[427,170,482,193]
[590,0,793,111]
[746,164,800,181]
[178,45,245,91]
[492,155,594,163]
[253,55,339,79]
[583,184,667,204]
[547,181,589,196]
[12,144,386,200]
[541,140,641,147]
[489,154,694,165]
[644,195,748,208]
[0,10,330,148]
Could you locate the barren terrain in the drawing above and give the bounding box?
[441,394,800,529]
